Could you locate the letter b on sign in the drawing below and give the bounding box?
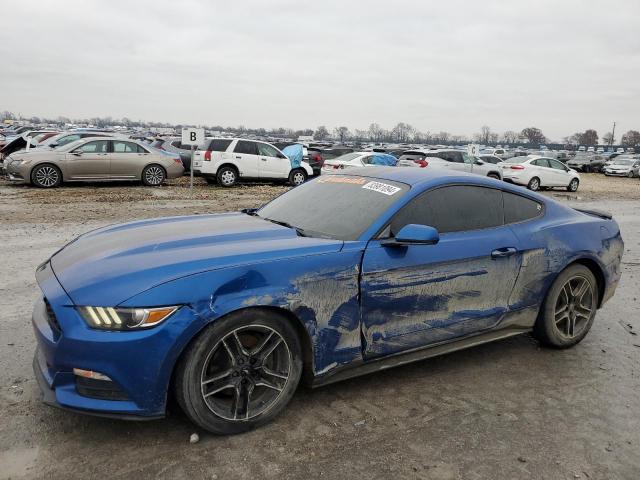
[182,128,204,146]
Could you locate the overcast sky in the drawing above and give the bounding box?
[1,0,639,140]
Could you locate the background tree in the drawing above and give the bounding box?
[391,122,413,143]
[477,125,492,144]
[368,123,383,142]
[521,127,546,145]
[333,126,350,143]
[581,129,598,146]
[502,130,519,144]
[621,130,640,146]
[314,125,329,140]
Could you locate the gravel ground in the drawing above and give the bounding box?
[0,174,638,480]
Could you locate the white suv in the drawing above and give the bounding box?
[193,138,313,187]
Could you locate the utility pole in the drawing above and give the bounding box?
[610,121,616,147]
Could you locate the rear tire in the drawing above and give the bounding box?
[533,264,597,349]
[527,177,540,191]
[31,164,62,188]
[174,309,303,435]
[217,166,238,187]
[288,169,307,187]
[142,164,166,186]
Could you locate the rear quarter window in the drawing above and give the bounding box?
[503,192,543,224]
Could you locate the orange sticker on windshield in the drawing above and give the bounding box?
[317,176,368,185]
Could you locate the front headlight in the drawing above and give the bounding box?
[77,306,178,330]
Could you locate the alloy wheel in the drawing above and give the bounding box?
[292,172,305,186]
[569,179,579,191]
[35,166,59,187]
[200,324,292,421]
[145,166,164,185]
[554,275,594,339]
[529,178,540,190]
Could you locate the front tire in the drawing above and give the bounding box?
[487,172,500,180]
[31,164,62,188]
[527,176,541,191]
[567,178,579,192]
[142,164,166,186]
[175,309,303,434]
[533,264,597,349]
[628,171,634,178]
[288,169,307,187]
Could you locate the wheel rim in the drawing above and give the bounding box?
[220,170,235,186]
[628,172,634,178]
[200,324,291,421]
[530,178,539,190]
[554,275,594,339]
[35,166,59,187]
[145,166,164,185]
[570,179,578,191]
[292,172,305,185]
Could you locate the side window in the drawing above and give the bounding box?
[112,141,139,153]
[256,143,280,157]
[234,140,258,155]
[74,140,109,153]
[549,159,567,171]
[209,139,233,152]
[503,192,543,224]
[137,144,148,153]
[533,159,550,168]
[390,186,503,235]
[361,155,374,165]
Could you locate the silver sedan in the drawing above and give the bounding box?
[5,137,184,187]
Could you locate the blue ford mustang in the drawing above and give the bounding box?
[32,168,623,434]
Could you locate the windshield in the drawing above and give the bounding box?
[257,175,409,240]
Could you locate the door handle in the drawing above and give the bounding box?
[261,158,268,161]
[235,156,242,159]
[491,247,517,259]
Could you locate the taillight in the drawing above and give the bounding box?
[204,150,212,161]
[313,153,321,161]
[416,159,428,168]
[510,165,525,170]
[173,157,182,164]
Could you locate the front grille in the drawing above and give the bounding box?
[76,377,129,401]
[44,299,62,335]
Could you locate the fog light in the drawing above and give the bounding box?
[73,368,112,382]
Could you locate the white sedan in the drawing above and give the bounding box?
[500,155,580,192]
[321,152,397,174]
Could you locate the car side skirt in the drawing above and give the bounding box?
[310,326,530,388]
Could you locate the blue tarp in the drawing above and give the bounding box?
[282,144,303,168]
[371,153,398,166]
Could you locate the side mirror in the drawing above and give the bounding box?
[72,151,83,156]
[382,224,440,247]
[49,143,59,148]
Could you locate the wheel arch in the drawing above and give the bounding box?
[570,257,605,308]
[168,305,315,404]
[217,163,240,176]
[30,162,63,183]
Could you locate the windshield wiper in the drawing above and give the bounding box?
[262,217,308,237]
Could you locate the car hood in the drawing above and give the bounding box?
[50,213,344,306]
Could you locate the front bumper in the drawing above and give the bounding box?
[603,170,631,176]
[31,261,199,419]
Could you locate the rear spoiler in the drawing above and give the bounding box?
[574,208,612,220]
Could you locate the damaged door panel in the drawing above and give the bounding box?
[361,226,522,357]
